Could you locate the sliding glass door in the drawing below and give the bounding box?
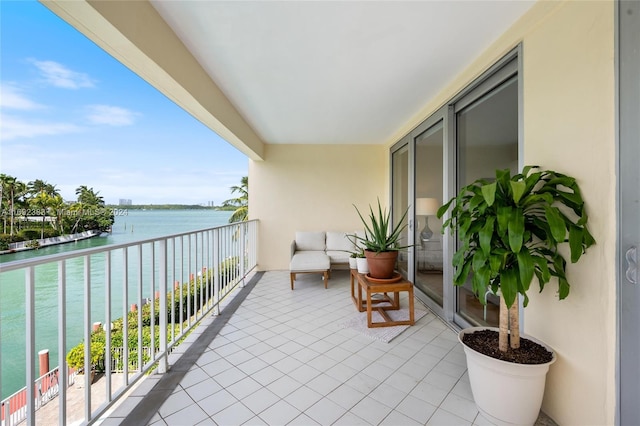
[414,120,445,309]
[454,75,518,326]
[390,48,520,330]
[391,142,410,277]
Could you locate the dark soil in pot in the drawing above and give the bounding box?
[462,329,553,364]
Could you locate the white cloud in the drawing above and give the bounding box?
[31,59,95,89]
[85,104,138,126]
[0,112,82,141]
[0,83,45,110]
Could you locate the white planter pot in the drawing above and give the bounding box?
[459,327,556,426]
[356,258,369,274]
[349,257,357,269]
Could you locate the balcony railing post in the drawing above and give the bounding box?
[213,229,220,315]
[25,266,35,426]
[122,247,129,385]
[58,260,67,424]
[105,251,112,400]
[240,223,246,287]
[158,239,168,374]
[83,255,91,422]
[150,243,156,362]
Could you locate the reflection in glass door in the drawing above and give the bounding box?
[455,76,518,326]
[414,121,444,307]
[392,144,409,277]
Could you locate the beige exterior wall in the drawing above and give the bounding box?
[388,1,616,424]
[522,2,615,424]
[251,144,389,271]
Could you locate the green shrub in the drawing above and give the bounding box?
[66,338,106,373]
[18,229,40,240]
[0,234,10,250]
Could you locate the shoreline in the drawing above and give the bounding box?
[0,230,102,256]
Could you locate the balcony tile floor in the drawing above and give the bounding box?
[100,270,555,426]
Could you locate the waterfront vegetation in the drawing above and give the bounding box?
[0,175,115,250]
[66,256,240,374]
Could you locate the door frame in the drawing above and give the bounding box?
[617,1,639,424]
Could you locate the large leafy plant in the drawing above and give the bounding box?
[438,166,595,352]
[352,198,410,253]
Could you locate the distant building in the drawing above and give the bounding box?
[119,199,132,206]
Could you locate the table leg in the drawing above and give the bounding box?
[366,287,373,327]
[409,288,415,325]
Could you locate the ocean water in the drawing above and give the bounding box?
[0,209,233,399]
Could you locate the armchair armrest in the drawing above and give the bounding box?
[291,240,297,258]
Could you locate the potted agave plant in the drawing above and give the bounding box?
[351,198,410,279]
[438,166,595,425]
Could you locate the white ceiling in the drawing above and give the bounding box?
[150,1,534,145]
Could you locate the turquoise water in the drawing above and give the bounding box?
[0,209,232,399]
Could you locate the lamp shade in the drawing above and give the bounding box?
[416,197,439,216]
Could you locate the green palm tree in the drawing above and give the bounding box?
[76,185,104,206]
[30,191,54,239]
[28,179,59,198]
[0,174,15,234]
[0,174,26,236]
[223,176,248,223]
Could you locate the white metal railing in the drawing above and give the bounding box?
[0,220,258,425]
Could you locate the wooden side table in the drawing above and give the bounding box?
[352,270,415,328]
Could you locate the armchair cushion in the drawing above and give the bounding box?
[325,231,355,252]
[295,231,326,251]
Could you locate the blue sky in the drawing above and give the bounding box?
[0,1,249,205]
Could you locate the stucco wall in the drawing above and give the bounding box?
[522,1,616,424]
[250,144,388,271]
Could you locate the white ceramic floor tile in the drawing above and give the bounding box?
[409,380,450,406]
[332,411,371,426]
[304,397,348,425]
[157,389,194,418]
[266,374,302,398]
[241,387,281,415]
[257,399,301,425]
[283,385,324,411]
[350,396,394,425]
[184,377,224,402]
[212,366,248,388]
[325,384,367,411]
[197,389,238,416]
[162,403,209,425]
[250,365,285,386]
[395,394,438,424]
[427,408,472,426]
[440,392,480,422]
[237,356,269,376]
[288,364,322,384]
[380,410,423,426]
[211,401,255,426]
[368,382,407,408]
[305,373,342,396]
[225,376,263,400]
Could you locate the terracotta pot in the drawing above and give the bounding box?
[364,250,398,279]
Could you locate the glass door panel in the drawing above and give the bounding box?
[414,121,444,307]
[392,144,409,277]
[455,76,518,326]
